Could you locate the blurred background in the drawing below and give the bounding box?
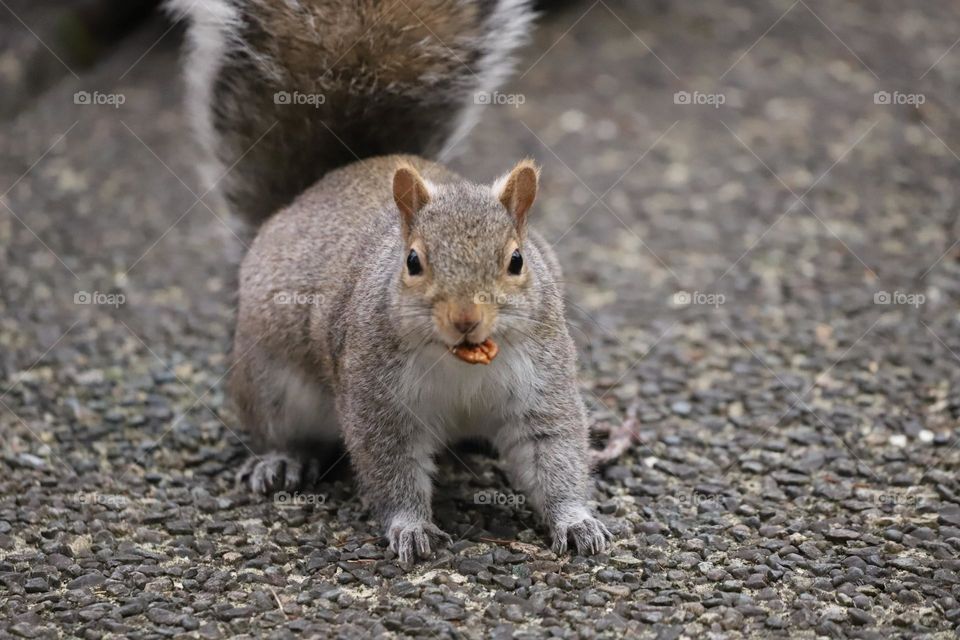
[2,0,960,637]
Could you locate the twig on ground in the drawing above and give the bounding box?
[270,587,287,620]
[591,401,640,466]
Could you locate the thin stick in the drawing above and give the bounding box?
[591,401,640,466]
[270,587,287,620]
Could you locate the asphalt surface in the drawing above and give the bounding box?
[2,1,960,638]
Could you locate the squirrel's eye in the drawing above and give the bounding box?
[406,249,423,276]
[508,249,523,275]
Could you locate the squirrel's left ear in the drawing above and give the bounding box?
[495,159,539,232]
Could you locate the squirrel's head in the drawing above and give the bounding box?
[392,160,540,351]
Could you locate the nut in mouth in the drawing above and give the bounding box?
[450,338,499,365]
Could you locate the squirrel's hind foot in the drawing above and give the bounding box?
[237,452,323,495]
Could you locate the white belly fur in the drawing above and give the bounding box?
[274,344,537,447]
[395,341,537,442]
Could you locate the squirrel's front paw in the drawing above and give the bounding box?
[387,518,452,564]
[552,514,613,556]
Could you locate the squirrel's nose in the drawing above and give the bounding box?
[453,317,480,336]
[445,302,483,340]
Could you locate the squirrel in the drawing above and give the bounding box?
[170,0,612,561]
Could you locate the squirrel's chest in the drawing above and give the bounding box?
[396,344,538,437]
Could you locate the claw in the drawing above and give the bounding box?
[237,452,313,495]
[387,519,452,565]
[552,515,613,556]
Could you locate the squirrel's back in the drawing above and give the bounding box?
[169,0,536,228]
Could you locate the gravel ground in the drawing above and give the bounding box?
[2,1,960,638]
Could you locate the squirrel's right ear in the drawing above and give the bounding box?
[393,165,431,237]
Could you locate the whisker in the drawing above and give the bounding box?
[499,310,595,343]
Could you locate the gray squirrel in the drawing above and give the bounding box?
[171,0,612,562]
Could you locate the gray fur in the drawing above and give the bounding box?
[231,156,611,561]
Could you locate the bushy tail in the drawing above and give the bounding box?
[168,0,535,227]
